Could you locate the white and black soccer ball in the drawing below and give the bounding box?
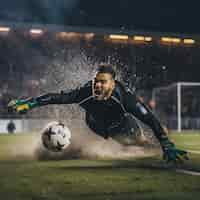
[41,121,71,152]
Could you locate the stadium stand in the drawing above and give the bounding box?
[0,29,200,131]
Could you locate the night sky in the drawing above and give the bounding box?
[0,0,199,34]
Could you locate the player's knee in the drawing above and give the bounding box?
[143,112,165,133]
[124,114,138,131]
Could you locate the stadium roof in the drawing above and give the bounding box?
[0,0,199,35]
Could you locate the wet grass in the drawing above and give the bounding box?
[0,132,199,200]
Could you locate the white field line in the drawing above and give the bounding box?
[175,149,200,176]
[176,169,200,176]
[187,149,200,154]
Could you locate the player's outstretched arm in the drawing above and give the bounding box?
[8,81,92,114]
[8,98,39,114]
[7,92,73,114]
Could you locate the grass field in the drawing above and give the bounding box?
[0,132,200,200]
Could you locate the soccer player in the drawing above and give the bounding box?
[8,64,188,163]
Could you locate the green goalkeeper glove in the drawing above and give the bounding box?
[160,137,189,164]
[8,99,38,114]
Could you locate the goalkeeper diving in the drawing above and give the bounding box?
[8,64,188,163]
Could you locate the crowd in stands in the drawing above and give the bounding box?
[1,30,200,129]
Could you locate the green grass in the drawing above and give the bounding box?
[0,132,200,200]
[170,131,200,151]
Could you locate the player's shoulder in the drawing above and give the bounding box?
[61,80,92,95]
[115,81,134,95]
[113,81,135,102]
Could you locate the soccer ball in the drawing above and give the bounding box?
[41,121,71,152]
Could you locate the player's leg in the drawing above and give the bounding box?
[131,100,168,141]
[102,113,148,145]
[122,113,148,145]
[133,101,190,163]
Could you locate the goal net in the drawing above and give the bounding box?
[152,82,200,132]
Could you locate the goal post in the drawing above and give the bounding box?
[152,82,200,132]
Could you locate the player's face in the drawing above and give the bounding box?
[93,73,115,100]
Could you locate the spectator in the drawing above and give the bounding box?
[7,120,16,134]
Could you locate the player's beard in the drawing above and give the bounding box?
[94,90,107,100]
[93,86,114,100]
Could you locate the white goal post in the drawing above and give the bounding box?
[152,82,200,132]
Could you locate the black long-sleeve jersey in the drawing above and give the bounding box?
[33,80,166,141]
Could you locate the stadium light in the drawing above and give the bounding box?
[134,36,145,41]
[109,34,129,40]
[161,37,171,42]
[133,36,152,42]
[183,39,195,44]
[0,26,10,33]
[133,35,152,42]
[161,37,181,43]
[29,29,44,35]
[144,37,152,42]
[56,32,68,38]
[83,33,95,40]
[172,38,181,43]
[56,32,82,41]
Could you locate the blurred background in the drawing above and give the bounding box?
[0,0,200,133]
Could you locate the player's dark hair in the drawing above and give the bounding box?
[97,64,116,79]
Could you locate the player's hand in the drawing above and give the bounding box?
[8,99,31,114]
[160,138,189,164]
